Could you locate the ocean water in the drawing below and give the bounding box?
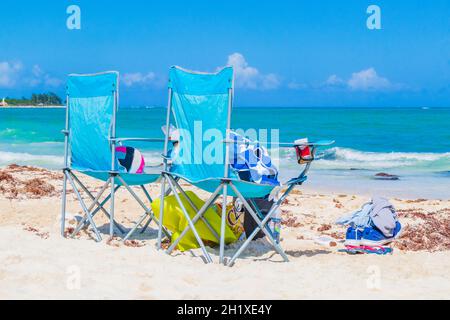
[1,107,449,199]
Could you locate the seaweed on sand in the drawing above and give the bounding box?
[395,209,450,252]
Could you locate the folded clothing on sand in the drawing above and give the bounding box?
[338,197,403,248]
[337,197,398,238]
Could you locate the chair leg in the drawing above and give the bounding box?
[227,183,290,266]
[219,184,228,264]
[121,185,159,241]
[166,183,223,254]
[139,215,153,234]
[71,185,120,237]
[110,175,116,239]
[140,185,153,202]
[154,177,174,241]
[66,172,102,242]
[115,176,170,240]
[135,213,170,239]
[157,176,167,250]
[70,173,124,234]
[123,212,149,242]
[170,177,220,242]
[140,185,168,237]
[61,171,68,237]
[166,176,213,263]
[249,199,271,234]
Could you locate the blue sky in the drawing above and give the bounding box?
[0,0,449,107]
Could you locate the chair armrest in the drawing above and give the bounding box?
[223,139,335,148]
[293,140,335,147]
[110,137,167,143]
[223,137,334,186]
[286,139,334,185]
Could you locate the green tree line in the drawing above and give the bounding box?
[4,92,63,106]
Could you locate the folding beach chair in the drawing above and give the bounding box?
[60,71,169,242]
[157,66,333,265]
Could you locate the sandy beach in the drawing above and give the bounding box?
[0,165,449,300]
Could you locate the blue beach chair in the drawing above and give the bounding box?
[157,66,333,265]
[60,71,169,242]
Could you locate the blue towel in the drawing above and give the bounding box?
[229,131,280,186]
[336,197,398,237]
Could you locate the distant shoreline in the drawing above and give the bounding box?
[0,106,64,109]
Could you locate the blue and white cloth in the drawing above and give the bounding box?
[229,131,280,186]
[336,197,398,238]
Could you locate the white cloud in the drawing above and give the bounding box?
[122,71,163,87]
[27,64,62,88]
[0,61,23,87]
[0,62,61,88]
[27,65,45,86]
[261,73,280,90]
[316,68,395,91]
[225,53,280,90]
[287,68,399,92]
[347,68,391,91]
[325,74,346,87]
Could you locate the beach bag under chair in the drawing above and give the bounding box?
[151,191,237,251]
[60,71,170,242]
[156,66,334,265]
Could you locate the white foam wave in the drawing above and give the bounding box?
[1,146,449,173]
[315,147,450,171]
[0,151,63,168]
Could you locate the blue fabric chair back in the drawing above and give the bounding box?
[168,66,234,182]
[67,72,118,172]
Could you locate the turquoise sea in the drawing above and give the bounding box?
[1,107,449,199]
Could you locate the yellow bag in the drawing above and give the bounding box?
[152,191,238,251]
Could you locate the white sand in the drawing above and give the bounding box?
[0,166,449,300]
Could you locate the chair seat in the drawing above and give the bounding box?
[170,173,276,198]
[77,170,160,186]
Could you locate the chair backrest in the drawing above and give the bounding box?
[168,66,234,181]
[66,71,119,172]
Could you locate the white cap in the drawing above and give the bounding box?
[294,138,309,146]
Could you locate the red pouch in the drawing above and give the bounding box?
[296,145,313,164]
